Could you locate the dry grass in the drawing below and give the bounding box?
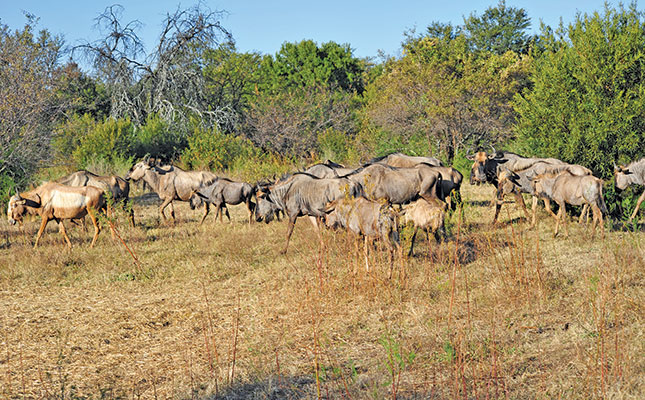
[0,183,643,399]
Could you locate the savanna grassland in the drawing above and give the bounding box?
[1,182,642,399]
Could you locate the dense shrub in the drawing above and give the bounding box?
[130,114,187,161]
[181,127,258,170]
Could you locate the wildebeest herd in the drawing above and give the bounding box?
[6,152,644,264]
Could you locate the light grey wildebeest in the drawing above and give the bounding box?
[7,182,110,248]
[125,157,217,222]
[325,197,400,276]
[189,178,256,224]
[341,163,443,205]
[531,171,608,238]
[255,172,363,254]
[615,158,645,221]
[403,197,447,257]
[370,152,443,168]
[58,170,134,226]
[304,160,355,178]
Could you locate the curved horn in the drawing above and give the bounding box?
[488,143,496,153]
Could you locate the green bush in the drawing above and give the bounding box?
[0,174,16,208]
[181,127,258,171]
[72,117,134,167]
[130,114,187,160]
[317,128,351,163]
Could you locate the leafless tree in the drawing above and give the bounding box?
[244,87,353,155]
[76,3,235,129]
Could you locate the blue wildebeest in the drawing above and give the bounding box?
[531,171,608,238]
[58,170,134,226]
[189,178,256,224]
[615,158,645,221]
[325,197,400,276]
[125,157,217,223]
[304,160,355,179]
[467,151,591,225]
[255,172,363,254]
[341,163,444,206]
[370,152,443,168]
[7,182,110,248]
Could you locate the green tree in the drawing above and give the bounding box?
[0,16,64,197]
[361,29,531,163]
[257,40,365,94]
[514,3,645,178]
[463,0,533,54]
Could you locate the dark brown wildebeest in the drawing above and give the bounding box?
[467,151,591,225]
[419,164,463,210]
[125,157,217,223]
[615,158,645,221]
[255,172,363,254]
[304,160,355,178]
[531,171,608,238]
[403,197,447,257]
[7,182,109,248]
[324,197,400,276]
[58,170,134,226]
[342,163,443,205]
[370,152,443,168]
[189,178,256,224]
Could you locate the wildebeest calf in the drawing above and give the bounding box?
[531,171,608,238]
[403,197,447,256]
[190,178,256,224]
[325,197,400,276]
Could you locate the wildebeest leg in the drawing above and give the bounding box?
[246,199,254,224]
[591,204,604,238]
[408,227,419,257]
[280,216,297,255]
[58,220,72,249]
[168,201,176,222]
[87,207,101,248]
[530,196,537,227]
[34,216,51,248]
[492,201,503,224]
[578,204,589,224]
[514,192,531,222]
[628,190,645,222]
[200,202,210,225]
[127,202,135,227]
[159,197,172,222]
[553,202,564,238]
[224,206,231,223]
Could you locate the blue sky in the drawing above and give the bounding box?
[1,0,622,60]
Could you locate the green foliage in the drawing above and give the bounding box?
[514,3,645,179]
[603,181,642,222]
[258,40,365,94]
[317,128,353,163]
[181,126,258,171]
[72,117,134,168]
[130,114,186,160]
[463,0,532,54]
[0,174,16,208]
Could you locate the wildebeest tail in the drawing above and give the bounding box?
[598,188,609,215]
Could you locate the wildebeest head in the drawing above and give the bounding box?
[125,157,152,182]
[531,172,558,198]
[467,152,491,184]
[614,163,633,190]
[255,192,280,223]
[6,193,28,225]
[466,151,509,185]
